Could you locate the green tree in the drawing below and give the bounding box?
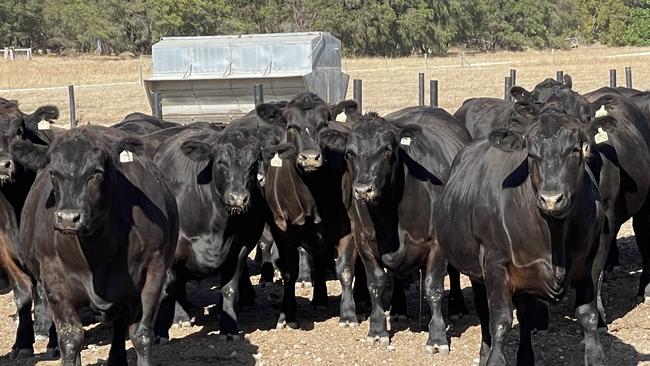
[625,0,650,45]
[576,0,630,45]
[0,0,44,48]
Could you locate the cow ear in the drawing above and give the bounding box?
[399,124,422,140]
[10,139,50,170]
[511,87,531,102]
[264,143,296,161]
[590,115,617,134]
[488,128,526,152]
[256,103,286,124]
[330,100,359,122]
[180,140,213,161]
[319,128,349,152]
[23,106,59,132]
[114,137,144,157]
[563,74,573,89]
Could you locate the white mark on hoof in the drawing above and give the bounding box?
[379,336,390,347]
[276,320,287,330]
[349,321,359,328]
[426,344,450,356]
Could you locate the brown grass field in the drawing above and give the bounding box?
[1,45,650,125]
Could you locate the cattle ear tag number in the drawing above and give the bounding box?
[37,121,50,130]
[119,150,134,163]
[400,137,412,146]
[270,153,283,167]
[595,105,608,118]
[594,128,609,144]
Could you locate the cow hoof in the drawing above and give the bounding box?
[645,296,650,304]
[35,334,49,342]
[296,281,312,289]
[45,347,60,359]
[219,334,243,342]
[276,319,298,330]
[339,319,360,328]
[10,348,33,360]
[426,344,450,356]
[379,336,390,347]
[180,320,192,328]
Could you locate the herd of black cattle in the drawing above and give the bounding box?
[0,75,649,365]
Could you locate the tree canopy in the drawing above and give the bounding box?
[0,0,648,55]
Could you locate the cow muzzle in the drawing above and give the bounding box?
[537,192,569,217]
[225,191,250,215]
[353,183,377,202]
[0,156,15,184]
[54,209,87,235]
[296,149,322,171]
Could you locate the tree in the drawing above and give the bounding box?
[576,0,630,45]
[0,0,44,48]
[625,0,650,45]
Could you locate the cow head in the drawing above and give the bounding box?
[0,118,24,184]
[10,128,141,235]
[320,113,418,203]
[489,113,615,218]
[181,127,293,215]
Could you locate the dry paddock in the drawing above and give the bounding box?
[1,47,650,365]
[0,222,648,365]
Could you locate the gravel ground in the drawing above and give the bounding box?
[1,221,650,365]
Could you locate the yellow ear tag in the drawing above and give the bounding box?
[37,121,50,130]
[595,105,608,118]
[270,153,283,167]
[594,128,609,144]
[119,150,134,163]
[400,137,412,146]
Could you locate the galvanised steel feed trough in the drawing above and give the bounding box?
[144,32,349,123]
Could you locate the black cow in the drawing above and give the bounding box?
[435,113,615,365]
[11,126,178,365]
[319,107,471,351]
[111,112,179,136]
[153,124,289,338]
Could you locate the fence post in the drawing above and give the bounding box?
[68,85,76,128]
[609,69,617,88]
[253,84,264,106]
[418,73,425,106]
[625,67,633,89]
[505,76,512,101]
[430,80,438,108]
[509,69,517,87]
[353,79,363,114]
[152,92,162,119]
[556,71,564,83]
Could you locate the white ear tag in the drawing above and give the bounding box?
[37,121,50,130]
[595,105,608,118]
[400,137,412,146]
[594,128,609,144]
[119,150,134,163]
[270,153,283,167]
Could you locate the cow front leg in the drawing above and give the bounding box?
[358,241,389,346]
[10,277,34,359]
[484,263,513,366]
[219,246,249,337]
[513,294,537,366]
[308,249,329,309]
[108,309,128,365]
[471,280,491,366]
[34,281,53,339]
[337,234,358,327]
[49,302,83,366]
[575,274,606,366]
[633,213,650,299]
[424,242,448,355]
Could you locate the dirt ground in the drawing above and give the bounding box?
[0,221,649,365]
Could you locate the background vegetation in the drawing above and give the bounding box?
[1,0,649,56]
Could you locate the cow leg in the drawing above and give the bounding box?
[483,263,513,366]
[337,234,358,327]
[48,299,83,366]
[471,280,491,366]
[605,230,620,270]
[272,227,300,329]
[154,269,181,341]
[390,277,407,322]
[447,265,468,319]
[238,265,256,307]
[358,242,389,346]
[10,278,34,359]
[353,257,370,309]
[130,257,168,366]
[107,309,128,365]
[633,213,650,298]
[219,246,249,336]
[34,282,53,339]
[309,250,329,309]
[297,247,312,285]
[574,275,605,366]
[45,323,59,359]
[258,229,277,286]
[424,243,448,355]
[514,294,537,366]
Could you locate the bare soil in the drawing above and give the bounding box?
[0,221,649,365]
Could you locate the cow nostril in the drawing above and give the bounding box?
[313,153,321,161]
[298,153,307,161]
[2,161,11,169]
[71,214,81,223]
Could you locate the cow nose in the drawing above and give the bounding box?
[54,209,85,233]
[297,150,321,166]
[538,193,564,211]
[353,183,375,200]
[0,157,13,173]
[228,192,249,208]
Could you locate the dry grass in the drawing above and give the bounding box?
[1,46,650,125]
